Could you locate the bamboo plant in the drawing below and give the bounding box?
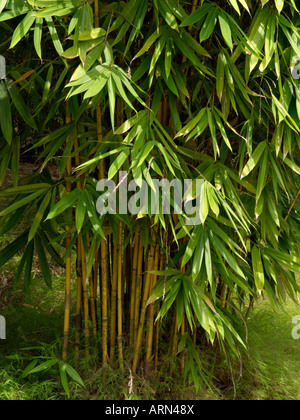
[0,0,300,389]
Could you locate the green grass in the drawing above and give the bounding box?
[225,298,300,400]
[1,292,300,400]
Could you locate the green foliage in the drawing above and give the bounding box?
[0,0,299,391]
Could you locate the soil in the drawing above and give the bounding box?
[1,161,60,189]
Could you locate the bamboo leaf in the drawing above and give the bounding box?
[34,17,43,59]
[0,190,47,217]
[0,0,7,12]
[241,141,267,178]
[8,82,37,129]
[46,190,81,220]
[28,190,52,242]
[218,13,233,51]
[10,12,36,48]
[0,81,12,144]
[252,245,265,292]
[200,7,218,43]
[0,230,28,269]
[35,234,52,289]
[108,149,130,180]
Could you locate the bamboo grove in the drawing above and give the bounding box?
[0,0,300,389]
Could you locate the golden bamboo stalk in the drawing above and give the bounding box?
[62,111,72,362]
[193,313,197,345]
[74,237,83,368]
[133,236,144,348]
[74,135,83,365]
[89,271,98,339]
[145,244,160,364]
[172,307,178,357]
[155,248,165,374]
[188,0,198,32]
[110,236,119,362]
[94,0,100,28]
[94,92,109,364]
[80,234,90,356]
[180,314,186,376]
[117,222,124,370]
[132,229,156,373]
[101,236,109,365]
[129,231,140,348]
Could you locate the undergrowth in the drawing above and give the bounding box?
[1,232,300,400]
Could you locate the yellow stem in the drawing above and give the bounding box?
[130,231,140,348]
[145,244,160,364]
[110,237,119,362]
[133,236,143,348]
[117,223,124,370]
[132,229,156,373]
[62,111,72,362]
[80,234,90,357]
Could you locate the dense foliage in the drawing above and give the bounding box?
[0,0,299,390]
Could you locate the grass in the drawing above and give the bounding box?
[1,283,300,400]
[231,299,300,400]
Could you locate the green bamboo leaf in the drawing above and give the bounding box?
[182,226,201,267]
[241,141,267,178]
[34,17,43,59]
[279,152,300,175]
[0,190,47,217]
[58,362,70,398]
[24,239,34,294]
[149,30,168,74]
[228,0,240,15]
[180,3,211,27]
[46,190,81,221]
[45,16,64,56]
[133,30,161,60]
[0,0,7,13]
[115,110,147,134]
[252,245,265,292]
[0,230,28,269]
[274,0,284,13]
[35,234,52,289]
[218,13,233,51]
[25,358,58,376]
[64,364,84,387]
[75,192,86,233]
[0,81,12,144]
[11,136,20,186]
[108,149,130,180]
[157,0,178,30]
[136,140,156,167]
[0,183,51,197]
[10,12,36,48]
[107,76,116,132]
[8,82,37,129]
[28,190,52,242]
[83,70,110,100]
[0,7,31,23]
[83,190,105,238]
[34,6,76,18]
[175,108,206,138]
[200,7,218,43]
[256,148,268,202]
[216,52,225,102]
